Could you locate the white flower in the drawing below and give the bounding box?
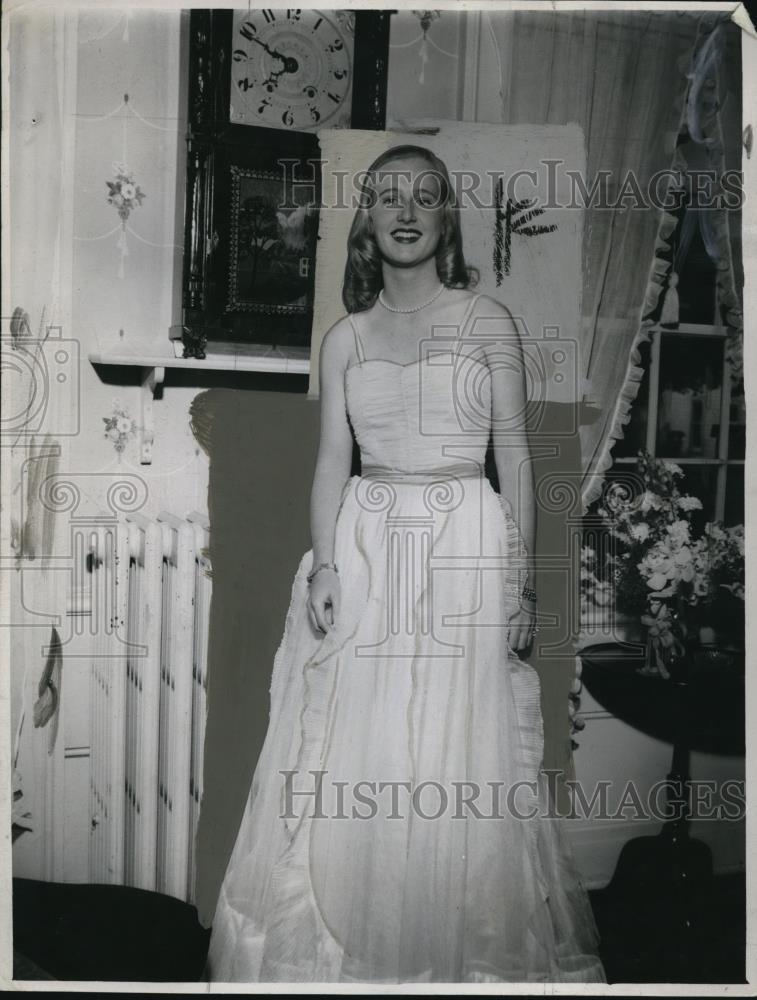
[705,522,727,542]
[662,460,683,476]
[630,523,651,543]
[593,586,612,606]
[640,491,661,514]
[672,545,695,582]
[116,417,132,434]
[729,524,745,557]
[667,520,690,545]
[639,548,674,591]
[121,182,136,201]
[677,495,703,512]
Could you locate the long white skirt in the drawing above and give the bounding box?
[206,474,605,983]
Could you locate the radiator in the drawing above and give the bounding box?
[88,511,211,904]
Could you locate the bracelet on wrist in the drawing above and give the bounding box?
[307,561,339,585]
[521,583,537,603]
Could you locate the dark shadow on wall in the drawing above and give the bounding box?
[190,385,322,928]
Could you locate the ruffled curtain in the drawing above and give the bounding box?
[484,9,718,509]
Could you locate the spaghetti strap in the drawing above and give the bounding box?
[453,293,483,358]
[348,313,366,364]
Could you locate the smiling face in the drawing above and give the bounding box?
[367,155,447,270]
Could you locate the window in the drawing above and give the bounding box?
[590,133,744,529]
[608,323,744,528]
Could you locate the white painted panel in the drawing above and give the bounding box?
[62,754,91,882]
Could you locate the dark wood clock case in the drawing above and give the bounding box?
[180,9,393,359]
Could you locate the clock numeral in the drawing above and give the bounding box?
[327,92,341,104]
[232,48,250,63]
[333,68,347,81]
[309,105,321,123]
[239,21,257,41]
[282,107,295,127]
[313,17,323,31]
[262,10,276,23]
[303,85,317,99]
[328,39,344,53]
[237,77,253,93]
[258,97,273,114]
[287,9,301,20]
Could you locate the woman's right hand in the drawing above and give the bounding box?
[307,568,340,634]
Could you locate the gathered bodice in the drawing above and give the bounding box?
[344,296,491,478]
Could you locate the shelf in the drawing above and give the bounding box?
[89,344,311,465]
[88,343,310,376]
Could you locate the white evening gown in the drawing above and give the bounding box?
[205,297,606,983]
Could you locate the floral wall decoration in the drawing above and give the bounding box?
[107,155,146,278]
[107,160,145,224]
[389,9,455,90]
[103,400,137,457]
[76,85,176,282]
[412,10,443,84]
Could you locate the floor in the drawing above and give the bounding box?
[13,871,747,984]
[590,870,746,984]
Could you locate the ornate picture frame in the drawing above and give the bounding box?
[227,166,319,316]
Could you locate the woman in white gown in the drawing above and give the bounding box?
[205,145,606,984]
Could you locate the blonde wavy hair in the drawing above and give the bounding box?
[342,144,478,313]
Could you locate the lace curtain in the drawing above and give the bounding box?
[484,9,721,509]
[673,20,744,381]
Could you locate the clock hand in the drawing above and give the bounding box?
[262,65,288,90]
[247,34,283,59]
[247,34,298,73]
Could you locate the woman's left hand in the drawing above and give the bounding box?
[507,597,538,653]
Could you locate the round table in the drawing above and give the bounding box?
[579,641,745,756]
[578,641,745,981]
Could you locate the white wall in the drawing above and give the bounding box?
[11,8,208,882]
[71,8,206,513]
[386,11,464,126]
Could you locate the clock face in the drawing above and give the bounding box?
[230,9,354,132]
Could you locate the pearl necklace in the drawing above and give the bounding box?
[378,283,445,314]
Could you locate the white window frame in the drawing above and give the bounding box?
[611,322,743,524]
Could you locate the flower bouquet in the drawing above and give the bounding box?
[582,452,745,677]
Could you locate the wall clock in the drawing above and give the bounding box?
[180,9,393,359]
[229,9,355,132]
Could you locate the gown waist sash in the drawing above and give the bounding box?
[360,462,485,483]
